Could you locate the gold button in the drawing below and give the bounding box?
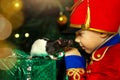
[87,70,91,73]
[97,54,101,58]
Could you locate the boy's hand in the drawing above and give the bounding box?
[64,47,86,69]
[64,47,81,56]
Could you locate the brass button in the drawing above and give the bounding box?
[97,54,101,58]
[86,70,91,73]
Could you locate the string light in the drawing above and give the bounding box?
[25,33,30,38]
[14,33,20,38]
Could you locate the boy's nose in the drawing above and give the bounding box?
[75,37,80,43]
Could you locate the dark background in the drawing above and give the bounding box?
[0,0,75,53]
[0,1,89,80]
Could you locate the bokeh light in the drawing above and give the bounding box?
[14,33,20,38]
[14,2,20,8]
[0,47,13,58]
[0,47,17,70]
[0,40,17,70]
[0,0,24,30]
[0,0,23,16]
[8,11,24,30]
[59,17,64,21]
[0,14,12,40]
[25,33,30,38]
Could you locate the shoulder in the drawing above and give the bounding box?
[102,43,120,66]
[91,43,120,61]
[108,43,120,54]
[110,43,120,49]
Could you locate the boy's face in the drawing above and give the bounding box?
[75,30,106,54]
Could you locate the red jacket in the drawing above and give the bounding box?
[65,34,120,80]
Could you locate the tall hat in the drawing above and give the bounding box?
[70,0,120,34]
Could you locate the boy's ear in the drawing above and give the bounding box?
[99,33,109,38]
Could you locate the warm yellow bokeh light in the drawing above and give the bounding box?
[0,40,17,70]
[0,47,17,70]
[0,0,24,30]
[14,33,20,38]
[0,0,23,16]
[14,2,20,8]
[0,14,12,40]
[59,17,64,21]
[9,11,24,30]
[25,33,30,38]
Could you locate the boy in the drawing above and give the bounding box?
[65,0,120,80]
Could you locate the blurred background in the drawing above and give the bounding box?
[0,0,75,53]
[0,1,76,80]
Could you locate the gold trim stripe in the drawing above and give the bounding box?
[85,5,90,29]
[88,28,116,34]
[70,0,84,15]
[70,24,82,28]
[92,46,110,61]
[70,24,117,34]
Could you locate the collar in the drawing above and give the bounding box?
[101,33,120,47]
[91,33,120,61]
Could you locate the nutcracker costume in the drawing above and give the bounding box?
[65,0,120,80]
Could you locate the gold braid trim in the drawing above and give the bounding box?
[92,46,110,61]
[67,68,85,80]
